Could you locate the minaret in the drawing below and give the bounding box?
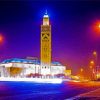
[40,11,51,76]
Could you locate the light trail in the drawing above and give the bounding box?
[0,77,62,84]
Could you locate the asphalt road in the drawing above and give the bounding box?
[0,81,99,100]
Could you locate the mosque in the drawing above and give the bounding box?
[0,11,66,78]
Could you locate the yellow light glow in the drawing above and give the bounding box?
[74,76,79,80]
[90,60,94,64]
[99,24,100,28]
[97,74,100,78]
[90,66,93,69]
[93,51,97,56]
[0,34,4,43]
[80,68,83,72]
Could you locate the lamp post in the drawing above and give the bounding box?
[93,51,98,80]
[91,21,100,80]
[89,60,95,80]
[80,68,84,81]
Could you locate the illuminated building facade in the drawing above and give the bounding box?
[0,58,65,78]
[41,11,51,75]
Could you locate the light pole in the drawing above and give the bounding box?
[93,51,98,80]
[90,60,95,80]
[80,68,84,81]
[91,21,100,80]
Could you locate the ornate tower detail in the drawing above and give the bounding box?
[41,11,51,75]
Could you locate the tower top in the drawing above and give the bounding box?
[45,9,48,14]
[43,10,49,18]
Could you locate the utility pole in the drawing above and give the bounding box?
[93,51,98,80]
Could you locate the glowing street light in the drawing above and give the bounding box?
[0,34,4,44]
[90,66,93,69]
[92,51,98,80]
[90,60,94,65]
[93,51,97,56]
[99,24,100,28]
[93,51,97,64]
[80,68,83,72]
[93,21,100,34]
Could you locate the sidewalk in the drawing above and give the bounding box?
[66,87,100,100]
[78,88,100,97]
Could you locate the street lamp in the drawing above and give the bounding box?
[80,68,84,81]
[98,24,100,28]
[89,60,95,80]
[93,51,97,56]
[93,21,100,35]
[93,51,97,61]
[90,60,95,65]
[80,68,83,72]
[0,34,4,44]
[93,51,98,80]
[90,66,93,69]
[89,51,98,80]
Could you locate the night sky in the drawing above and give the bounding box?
[0,0,100,74]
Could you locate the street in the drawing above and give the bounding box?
[0,81,100,100]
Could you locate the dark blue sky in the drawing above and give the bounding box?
[0,0,100,73]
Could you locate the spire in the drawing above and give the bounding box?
[45,9,47,15]
[43,9,49,18]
